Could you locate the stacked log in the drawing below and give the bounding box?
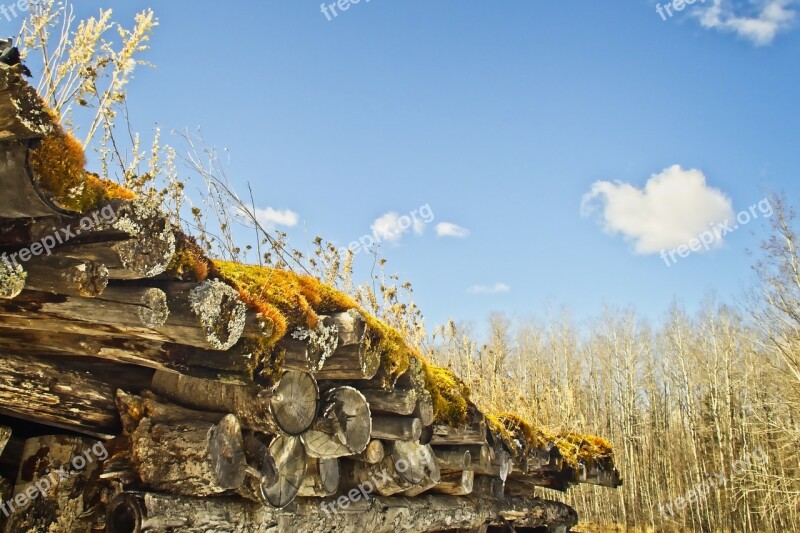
[0,64,618,532]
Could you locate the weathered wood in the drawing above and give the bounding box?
[361,388,417,416]
[0,138,64,219]
[433,448,472,471]
[348,441,439,497]
[0,351,151,438]
[473,475,505,499]
[116,390,227,435]
[313,343,381,381]
[260,435,306,509]
[430,470,474,496]
[131,415,247,497]
[23,256,108,297]
[278,315,339,372]
[370,416,422,442]
[106,491,580,533]
[151,369,318,436]
[302,387,372,459]
[430,421,488,446]
[0,65,56,142]
[0,328,252,384]
[0,427,10,463]
[297,457,340,497]
[0,259,24,299]
[3,435,104,533]
[402,446,442,497]
[473,450,512,482]
[353,439,385,464]
[55,200,176,279]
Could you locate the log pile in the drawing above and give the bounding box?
[0,64,620,532]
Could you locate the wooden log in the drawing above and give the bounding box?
[360,388,416,416]
[278,315,339,372]
[414,390,435,428]
[297,457,340,497]
[430,421,487,446]
[54,200,176,279]
[348,441,439,497]
[131,414,247,497]
[430,469,474,496]
[370,416,422,442]
[0,426,9,456]
[151,369,319,436]
[0,328,253,384]
[3,435,104,533]
[473,450,512,482]
[260,435,307,509]
[105,491,580,533]
[23,256,108,297]
[0,351,151,438]
[473,475,505,499]
[116,390,230,434]
[0,258,24,299]
[0,286,170,334]
[433,448,472,471]
[401,446,441,497]
[302,387,371,459]
[237,432,278,504]
[0,65,56,142]
[155,279,246,351]
[353,439,385,464]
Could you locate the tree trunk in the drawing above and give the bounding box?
[361,388,417,416]
[152,369,318,436]
[23,256,108,298]
[370,416,422,442]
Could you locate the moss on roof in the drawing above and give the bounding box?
[29,127,135,212]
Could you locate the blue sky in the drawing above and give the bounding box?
[8,1,800,330]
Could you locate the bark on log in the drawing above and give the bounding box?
[473,450,512,482]
[106,491,579,533]
[302,387,371,459]
[116,390,228,434]
[23,256,108,297]
[370,416,422,442]
[130,415,246,497]
[3,435,103,533]
[430,470,474,496]
[0,259,24,299]
[151,369,318,436]
[0,427,9,457]
[297,457,340,497]
[472,475,505,499]
[0,351,151,438]
[360,388,416,416]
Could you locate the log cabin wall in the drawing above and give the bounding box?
[0,63,620,533]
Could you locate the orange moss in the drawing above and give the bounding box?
[166,232,211,282]
[29,128,134,212]
[553,433,615,468]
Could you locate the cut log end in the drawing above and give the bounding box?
[139,287,170,328]
[0,260,25,299]
[261,435,307,508]
[269,370,319,436]
[188,279,247,350]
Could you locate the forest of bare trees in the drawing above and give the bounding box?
[429,196,800,532]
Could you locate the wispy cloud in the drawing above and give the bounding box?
[468,283,510,294]
[436,222,470,238]
[581,165,734,254]
[371,211,425,243]
[253,207,299,228]
[697,0,796,45]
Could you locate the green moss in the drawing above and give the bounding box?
[29,128,135,212]
[554,433,615,468]
[419,359,471,426]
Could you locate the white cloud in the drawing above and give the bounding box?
[253,207,299,228]
[371,211,425,243]
[436,222,471,238]
[468,283,511,294]
[581,165,734,254]
[697,0,796,45]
